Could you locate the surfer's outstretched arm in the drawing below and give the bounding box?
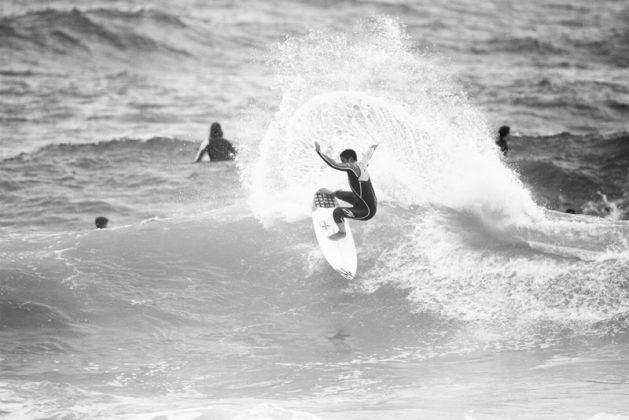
[314,141,352,172]
[362,144,378,166]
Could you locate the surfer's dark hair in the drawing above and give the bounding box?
[340,149,357,161]
[95,216,108,229]
[210,122,223,139]
[498,125,510,137]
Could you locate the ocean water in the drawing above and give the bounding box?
[1,1,629,419]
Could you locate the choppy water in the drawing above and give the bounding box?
[1,1,629,419]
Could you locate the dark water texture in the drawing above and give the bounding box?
[1,1,629,156]
[512,131,629,216]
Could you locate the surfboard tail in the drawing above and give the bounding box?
[336,267,355,280]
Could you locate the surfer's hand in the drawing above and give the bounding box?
[314,141,320,152]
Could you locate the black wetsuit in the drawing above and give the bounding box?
[316,150,377,224]
[198,138,237,162]
[496,138,508,156]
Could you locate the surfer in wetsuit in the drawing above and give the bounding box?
[496,125,510,156]
[314,141,378,240]
[194,122,237,162]
[94,216,108,229]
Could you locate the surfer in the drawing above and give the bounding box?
[496,125,510,156]
[194,122,237,162]
[94,216,108,229]
[314,142,378,240]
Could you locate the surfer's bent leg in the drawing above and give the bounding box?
[329,203,370,241]
[333,206,369,223]
[332,191,361,225]
[335,190,357,205]
[329,190,376,240]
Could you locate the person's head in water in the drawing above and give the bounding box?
[340,149,357,163]
[209,122,223,139]
[95,216,108,229]
[498,125,510,139]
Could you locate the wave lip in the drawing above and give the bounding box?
[242,17,540,230]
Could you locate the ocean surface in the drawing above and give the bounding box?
[1,0,629,419]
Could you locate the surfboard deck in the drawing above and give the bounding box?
[312,188,357,280]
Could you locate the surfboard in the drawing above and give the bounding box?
[194,139,210,162]
[312,188,357,280]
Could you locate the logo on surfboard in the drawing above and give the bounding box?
[336,268,354,280]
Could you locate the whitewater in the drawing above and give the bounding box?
[2,1,629,419]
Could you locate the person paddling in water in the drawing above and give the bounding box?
[194,122,237,162]
[314,141,378,240]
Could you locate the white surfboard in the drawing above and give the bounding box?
[312,188,357,280]
[194,139,210,162]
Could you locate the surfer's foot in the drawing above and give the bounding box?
[328,231,346,241]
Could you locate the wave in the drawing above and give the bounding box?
[230,17,629,350]
[0,299,76,329]
[2,16,628,355]
[481,36,566,55]
[2,154,629,351]
[2,199,628,353]
[579,33,629,68]
[0,237,86,331]
[0,7,194,67]
[9,136,198,160]
[240,17,540,232]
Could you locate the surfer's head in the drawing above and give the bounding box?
[498,125,510,138]
[339,149,357,163]
[95,216,108,229]
[209,122,223,139]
